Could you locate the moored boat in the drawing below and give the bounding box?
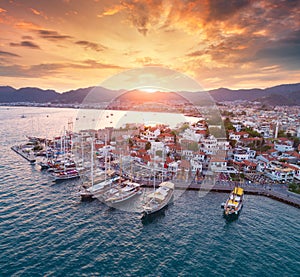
[141,181,174,218]
[80,175,120,200]
[105,180,141,204]
[54,169,80,181]
[223,186,244,216]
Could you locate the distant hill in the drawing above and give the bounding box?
[208,83,300,105]
[0,82,300,106]
[0,86,59,103]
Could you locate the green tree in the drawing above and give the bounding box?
[145,141,151,150]
[277,130,286,137]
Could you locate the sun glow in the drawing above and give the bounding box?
[139,88,158,93]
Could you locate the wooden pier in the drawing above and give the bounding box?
[11,145,36,163]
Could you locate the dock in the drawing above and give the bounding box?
[11,145,36,164]
[141,182,300,208]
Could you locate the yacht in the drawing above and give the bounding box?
[105,180,141,204]
[141,181,174,217]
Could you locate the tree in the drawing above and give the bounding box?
[171,131,177,144]
[145,141,151,150]
[277,130,286,138]
[128,138,133,148]
[244,127,261,138]
[156,150,163,157]
[229,140,237,148]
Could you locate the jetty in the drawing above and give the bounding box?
[186,183,300,208]
[141,181,300,208]
[11,145,36,164]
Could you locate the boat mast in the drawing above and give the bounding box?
[91,137,94,188]
[81,132,84,169]
[104,134,107,182]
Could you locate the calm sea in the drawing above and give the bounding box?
[0,106,299,276]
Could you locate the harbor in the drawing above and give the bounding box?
[1,106,300,277]
[11,135,300,209]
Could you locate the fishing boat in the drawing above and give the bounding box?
[105,180,141,204]
[141,181,174,217]
[223,186,244,216]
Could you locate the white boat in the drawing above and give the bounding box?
[223,186,244,216]
[105,180,141,204]
[81,175,120,199]
[142,181,174,217]
[54,169,80,181]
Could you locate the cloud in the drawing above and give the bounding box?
[99,0,165,35]
[75,40,107,52]
[0,50,20,57]
[0,7,7,13]
[78,59,127,70]
[97,4,125,17]
[22,35,34,40]
[0,60,127,78]
[36,29,72,40]
[15,21,40,30]
[10,41,41,49]
[0,63,63,78]
[207,0,251,21]
[30,8,41,15]
[30,7,48,19]
[186,50,206,57]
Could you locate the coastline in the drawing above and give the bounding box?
[141,182,300,208]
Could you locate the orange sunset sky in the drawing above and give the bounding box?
[0,0,300,92]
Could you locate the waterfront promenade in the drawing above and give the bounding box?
[188,182,300,208]
[142,180,300,208]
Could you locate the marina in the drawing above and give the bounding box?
[10,136,300,209]
[1,106,300,277]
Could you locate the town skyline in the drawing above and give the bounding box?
[0,0,300,92]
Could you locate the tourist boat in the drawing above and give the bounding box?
[223,186,244,216]
[79,137,119,200]
[141,181,174,217]
[54,169,80,181]
[81,176,120,200]
[105,180,141,204]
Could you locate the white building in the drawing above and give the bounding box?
[274,142,294,152]
[209,158,227,172]
[190,159,203,172]
[264,161,295,183]
[181,128,201,142]
[141,128,161,142]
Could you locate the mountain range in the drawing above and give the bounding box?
[0,83,300,106]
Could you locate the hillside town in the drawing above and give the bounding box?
[69,101,300,189]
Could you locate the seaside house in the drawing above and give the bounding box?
[264,161,295,183]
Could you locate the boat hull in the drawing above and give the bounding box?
[106,188,141,204]
[141,193,173,218]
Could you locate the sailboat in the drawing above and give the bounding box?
[80,136,119,200]
[39,138,51,170]
[105,180,141,204]
[141,181,174,217]
[104,155,141,204]
[53,131,79,182]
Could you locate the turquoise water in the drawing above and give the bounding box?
[0,107,300,276]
